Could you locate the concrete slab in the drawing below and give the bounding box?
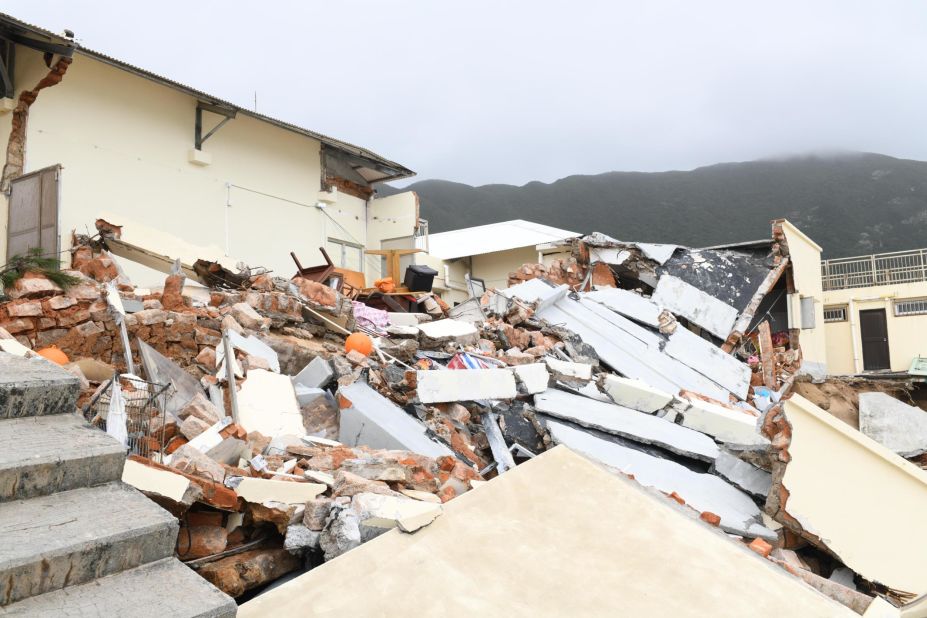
[0,354,79,419]
[338,382,453,458]
[600,374,673,413]
[121,459,194,505]
[536,297,734,403]
[546,421,773,539]
[544,357,593,381]
[672,396,768,446]
[235,478,326,504]
[664,326,751,400]
[237,369,304,438]
[858,392,927,457]
[711,450,772,500]
[535,389,719,462]
[217,330,280,373]
[585,288,662,327]
[416,369,517,404]
[417,319,479,346]
[239,446,851,617]
[652,275,739,340]
[512,363,550,395]
[137,340,202,416]
[291,356,334,390]
[351,492,443,533]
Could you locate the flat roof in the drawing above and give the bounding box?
[0,12,414,183]
[426,219,580,261]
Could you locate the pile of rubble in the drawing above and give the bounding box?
[2,220,926,614]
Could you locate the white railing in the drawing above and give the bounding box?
[821,248,927,291]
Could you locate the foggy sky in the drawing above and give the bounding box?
[6,1,926,187]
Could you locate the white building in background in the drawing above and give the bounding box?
[0,12,418,287]
[415,219,579,303]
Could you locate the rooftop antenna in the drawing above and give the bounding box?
[253,91,257,112]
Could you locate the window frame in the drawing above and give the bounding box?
[893,297,927,317]
[823,305,848,323]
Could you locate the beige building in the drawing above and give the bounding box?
[0,13,419,287]
[821,248,927,375]
[415,219,578,304]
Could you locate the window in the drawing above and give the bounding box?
[326,238,364,273]
[823,306,848,322]
[894,298,927,317]
[800,296,816,329]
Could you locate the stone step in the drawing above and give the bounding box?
[0,482,177,606]
[0,414,126,502]
[0,558,237,617]
[0,355,79,420]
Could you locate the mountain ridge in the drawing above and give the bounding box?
[381,152,927,258]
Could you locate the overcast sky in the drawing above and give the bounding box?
[6,1,926,186]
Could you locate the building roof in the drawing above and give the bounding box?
[0,12,414,183]
[425,219,580,261]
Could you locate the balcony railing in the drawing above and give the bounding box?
[821,248,927,291]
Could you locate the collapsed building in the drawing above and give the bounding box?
[2,212,927,617]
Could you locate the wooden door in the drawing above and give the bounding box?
[6,165,60,260]
[860,309,891,371]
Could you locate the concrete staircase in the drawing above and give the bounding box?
[0,354,236,617]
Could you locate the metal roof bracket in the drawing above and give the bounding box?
[194,101,237,150]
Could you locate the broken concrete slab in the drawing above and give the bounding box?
[585,288,662,328]
[858,392,927,457]
[291,356,333,390]
[535,296,735,403]
[512,363,550,395]
[387,312,431,326]
[652,275,739,340]
[351,491,443,533]
[237,369,304,438]
[121,459,196,506]
[239,446,850,617]
[600,374,673,413]
[235,477,326,505]
[546,420,773,539]
[216,329,280,374]
[417,319,479,346]
[773,395,927,596]
[338,382,453,458]
[535,389,719,463]
[663,325,751,399]
[482,411,516,473]
[416,368,517,404]
[544,357,593,381]
[137,339,202,416]
[710,450,771,500]
[672,395,768,447]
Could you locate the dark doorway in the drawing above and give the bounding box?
[860,309,891,371]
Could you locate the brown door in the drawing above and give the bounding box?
[6,165,60,260]
[860,309,891,371]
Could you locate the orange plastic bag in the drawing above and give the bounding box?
[374,277,396,293]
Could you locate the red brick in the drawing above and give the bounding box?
[699,511,721,526]
[748,537,773,558]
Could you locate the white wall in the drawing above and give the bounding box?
[824,280,927,374]
[1,47,411,288]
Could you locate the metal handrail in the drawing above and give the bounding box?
[821,248,927,291]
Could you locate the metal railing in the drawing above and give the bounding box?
[822,248,927,291]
